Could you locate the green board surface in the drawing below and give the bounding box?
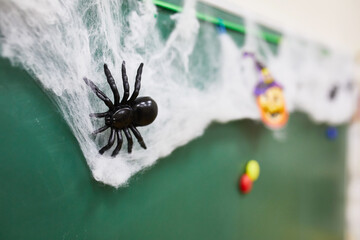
[0,58,346,240]
[0,1,346,239]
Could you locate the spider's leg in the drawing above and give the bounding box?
[104,64,120,105]
[92,125,109,135]
[89,112,108,118]
[83,77,114,110]
[129,63,144,102]
[130,125,147,149]
[123,128,133,153]
[111,130,123,157]
[120,61,130,104]
[99,128,116,154]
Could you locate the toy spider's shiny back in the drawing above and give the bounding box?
[84,61,158,156]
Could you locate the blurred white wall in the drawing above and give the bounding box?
[201,0,360,55]
[347,120,360,240]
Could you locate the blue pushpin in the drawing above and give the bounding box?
[326,126,338,140]
[217,18,226,34]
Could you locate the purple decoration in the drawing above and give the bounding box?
[243,51,284,96]
[243,52,255,58]
[254,81,283,96]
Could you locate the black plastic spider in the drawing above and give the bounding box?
[84,61,158,156]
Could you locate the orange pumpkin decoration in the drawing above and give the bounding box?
[255,84,289,129]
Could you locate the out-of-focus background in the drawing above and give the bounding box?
[208,1,360,239]
[209,1,360,239]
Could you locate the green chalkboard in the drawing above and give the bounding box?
[0,2,345,240]
[0,57,346,240]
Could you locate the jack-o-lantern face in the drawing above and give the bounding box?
[256,85,289,129]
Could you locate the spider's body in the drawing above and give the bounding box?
[104,96,157,129]
[84,61,157,156]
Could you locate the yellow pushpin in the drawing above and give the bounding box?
[246,160,260,181]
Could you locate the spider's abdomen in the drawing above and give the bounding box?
[110,107,133,129]
[131,96,158,126]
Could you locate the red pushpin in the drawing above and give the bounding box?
[239,173,253,194]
